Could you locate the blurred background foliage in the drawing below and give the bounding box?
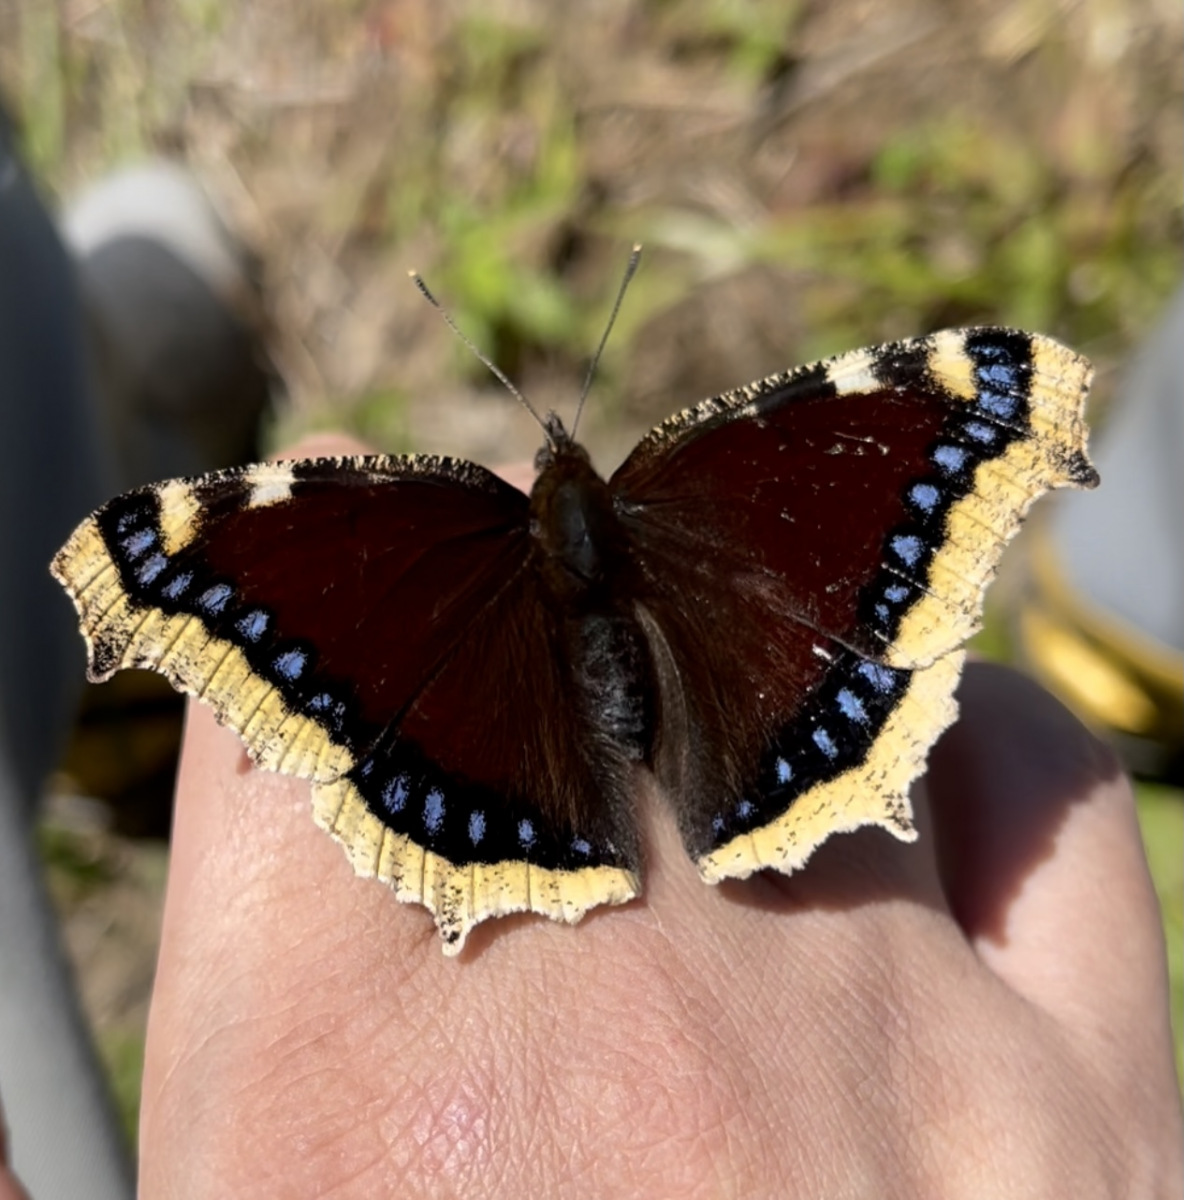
[2,0,1180,461]
[1,0,1180,1142]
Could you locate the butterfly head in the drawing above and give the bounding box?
[535,411,584,472]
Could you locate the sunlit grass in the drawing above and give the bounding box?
[1136,783,1184,1087]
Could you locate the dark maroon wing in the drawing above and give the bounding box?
[609,329,1096,880]
[51,455,640,952]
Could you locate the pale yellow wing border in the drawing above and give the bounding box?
[869,333,1095,667]
[311,775,640,954]
[697,652,962,883]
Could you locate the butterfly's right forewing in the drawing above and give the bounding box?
[611,330,1094,882]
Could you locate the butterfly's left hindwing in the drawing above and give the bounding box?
[52,455,640,953]
[612,329,1095,882]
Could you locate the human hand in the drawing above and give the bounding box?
[138,437,1183,1198]
[0,1107,30,1200]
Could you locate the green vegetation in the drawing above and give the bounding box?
[1137,784,1184,1085]
[98,1028,146,1148]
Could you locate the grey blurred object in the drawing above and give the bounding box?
[0,120,272,1199]
[64,161,273,490]
[1053,288,1183,655]
[1014,287,1184,781]
[0,99,129,1200]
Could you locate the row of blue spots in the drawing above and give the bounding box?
[376,769,445,840]
[962,419,998,446]
[272,647,308,682]
[858,660,901,694]
[106,503,342,739]
[197,582,233,616]
[974,358,1022,420]
[932,443,969,476]
[868,374,1019,638]
[714,653,909,838]
[112,518,167,591]
[236,608,270,643]
[870,375,1025,637]
[806,684,870,767]
[367,755,563,858]
[805,660,902,768]
[890,533,923,568]
[908,481,942,514]
[797,658,901,780]
[873,578,915,626]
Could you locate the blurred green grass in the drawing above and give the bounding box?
[1136,784,1184,1085]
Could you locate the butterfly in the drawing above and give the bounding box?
[52,322,1096,954]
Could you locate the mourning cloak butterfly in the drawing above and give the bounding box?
[52,325,1096,954]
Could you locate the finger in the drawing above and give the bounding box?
[275,432,535,493]
[0,1168,29,1200]
[0,1106,29,1200]
[141,702,461,1192]
[927,663,1175,1082]
[494,461,534,492]
[274,431,372,460]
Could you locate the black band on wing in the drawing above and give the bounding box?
[98,475,640,878]
[346,738,632,873]
[854,329,1035,646]
[97,487,373,752]
[691,648,909,858]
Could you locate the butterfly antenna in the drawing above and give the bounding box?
[409,270,550,438]
[570,244,642,440]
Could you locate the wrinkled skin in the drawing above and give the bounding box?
[6,435,1178,1199]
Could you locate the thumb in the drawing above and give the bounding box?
[928,664,1178,1107]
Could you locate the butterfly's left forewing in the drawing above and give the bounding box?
[611,329,1095,882]
[52,455,640,952]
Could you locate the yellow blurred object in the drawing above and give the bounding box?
[1016,523,1184,775]
[1020,605,1159,734]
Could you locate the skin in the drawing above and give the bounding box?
[4,435,1181,1198]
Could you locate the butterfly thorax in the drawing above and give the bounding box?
[529,437,624,600]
